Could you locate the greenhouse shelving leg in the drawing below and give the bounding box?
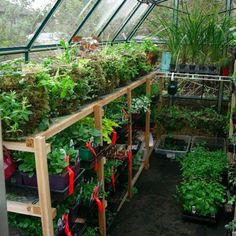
[144,78,151,169]
[34,136,54,236]
[94,105,106,236]
[127,88,133,199]
[0,119,9,236]
[97,157,106,236]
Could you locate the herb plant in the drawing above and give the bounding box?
[177,179,226,216]
[180,147,228,181]
[0,91,32,135]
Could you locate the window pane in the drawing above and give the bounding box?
[100,0,139,41]
[78,0,125,38]
[132,5,173,40]
[0,0,57,47]
[33,0,97,45]
[115,3,149,41]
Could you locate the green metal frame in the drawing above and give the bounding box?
[97,0,127,38]
[127,0,168,41]
[112,2,142,42]
[0,0,233,60]
[127,4,155,41]
[68,0,101,43]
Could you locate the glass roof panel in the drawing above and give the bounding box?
[100,0,139,41]
[115,3,150,41]
[78,0,125,38]
[132,5,173,40]
[0,0,57,48]
[33,0,97,45]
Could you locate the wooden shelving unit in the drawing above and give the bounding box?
[1,72,157,236]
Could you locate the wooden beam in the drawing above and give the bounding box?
[97,157,106,236]
[94,105,103,146]
[144,78,151,169]
[3,141,51,154]
[34,136,54,236]
[127,88,132,199]
[0,119,9,236]
[7,201,56,219]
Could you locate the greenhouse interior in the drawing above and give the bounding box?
[1,0,236,235]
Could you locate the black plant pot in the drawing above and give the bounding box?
[228,143,236,153]
[151,94,160,106]
[189,64,196,74]
[168,81,178,95]
[169,64,176,73]
[178,64,188,73]
[197,65,207,75]
[208,65,218,75]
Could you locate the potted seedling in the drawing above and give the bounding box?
[180,147,228,181]
[177,179,226,223]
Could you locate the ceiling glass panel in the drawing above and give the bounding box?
[33,0,97,45]
[78,0,125,38]
[132,5,173,40]
[115,3,149,41]
[0,0,57,47]
[100,0,139,41]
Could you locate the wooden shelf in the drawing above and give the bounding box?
[7,200,56,219]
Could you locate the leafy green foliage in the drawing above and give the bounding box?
[102,118,119,144]
[104,159,123,182]
[180,147,228,181]
[0,91,32,135]
[130,95,151,114]
[8,213,42,236]
[177,179,226,216]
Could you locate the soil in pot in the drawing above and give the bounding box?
[160,137,187,151]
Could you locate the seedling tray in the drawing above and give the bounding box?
[8,169,85,201]
[191,136,226,152]
[182,211,217,224]
[155,135,191,159]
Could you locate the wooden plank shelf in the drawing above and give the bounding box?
[7,200,56,218]
[2,72,156,236]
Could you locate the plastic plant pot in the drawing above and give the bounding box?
[79,147,94,161]
[190,136,226,152]
[155,135,191,159]
[189,64,196,74]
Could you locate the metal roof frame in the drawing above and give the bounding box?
[0,0,233,60]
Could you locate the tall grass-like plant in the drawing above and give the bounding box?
[158,0,233,65]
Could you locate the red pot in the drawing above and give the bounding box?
[220,67,230,76]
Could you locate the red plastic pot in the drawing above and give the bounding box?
[220,67,230,76]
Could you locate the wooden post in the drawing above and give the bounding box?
[144,78,151,169]
[34,136,54,236]
[94,105,106,236]
[94,105,104,146]
[0,119,9,236]
[97,157,106,236]
[127,88,132,199]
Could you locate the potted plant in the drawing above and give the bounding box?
[180,147,228,181]
[177,179,226,222]
[150,82,160,106]
[219,56,232,76]
[225,219,236,236]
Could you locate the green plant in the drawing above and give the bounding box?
[83,227,99,236]
[177,179,226,216]
[0,91,32,135]
[131,186,138,195]
[80,180,97,206]
[8,213,42,236]
[228,165,236,187]
[180,147,228,181]
[130,95,151,114]
[102,118,119,144]
[225,219,236,233]
[104,159,122,182]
